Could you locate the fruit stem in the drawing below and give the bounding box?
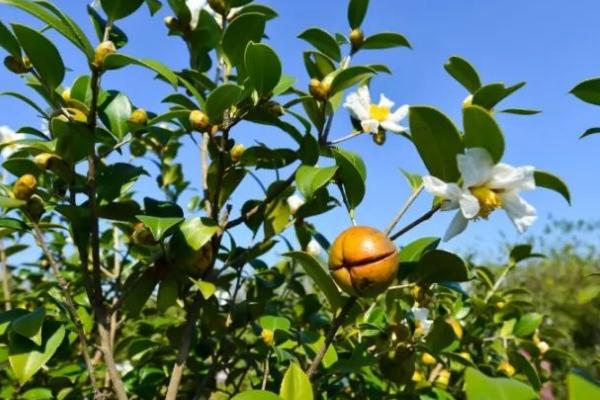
[307,296,357,380]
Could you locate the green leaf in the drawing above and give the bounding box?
[462,105,505,163]
[579,127,600,139]
[87,5,128,48]
[571,78,600,105]
[425,319,458,353]
[0,21,21,57]
[121,270,157,317]
[509,244,543,264]
[568,370,600,400]
[280,363,313,400]
[508,351,541,390]
[3,158,40,177]
[169,217,219,256]
[414,250,468,283]
[329,66,375,95]
[222,12,266,67]
[193,279,217,300]
[409,106,464,182]
[513,312,543,338]
[362,32,411,50]
[499,108,541,115]
[145,0,162,15]
[332,148,366,210]
[348,0,369,29]
[471,82,525,110]
[464,367,537,400]
[232,391,282,400]
[21,388,53,400]
[206,84,243,123]
[259,315,291,332]
[103,54,179,90]
[398,237,440,263]
[156,277,178,312]
[295,165,338,200]
[298,28,341,62]
[534,170,571,205]
[444,56,481,93]
[11,307,44,346]
[8,321,65,385]
[0,91,50,118]
[51,117,94,163]
[98,91,132,139]
[400,169,423,192]
[245,42,282,97]
[284,251,344,310]
[136,215,184,241]
[12,24,64,89]
[100,0,145,20]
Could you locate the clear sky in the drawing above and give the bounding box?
[2,0,600,259]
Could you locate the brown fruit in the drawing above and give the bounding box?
[329,226,399,297]
[13,174,37,201]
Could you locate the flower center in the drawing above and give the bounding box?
[470,186,503,218]
[369,104,390,122]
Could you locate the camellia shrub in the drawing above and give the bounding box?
[0,0,597,399]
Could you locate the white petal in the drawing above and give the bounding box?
[186,0,207,29]
[357,86,371,105]
[501,191,537,232]
[422,176,463,202]
[459,193,480,219]
[380,120,405,133]
[443,212,469,241]
[388,104,409,122]
[457,148,494,187]
[306,239,322,257]
[344,92,370,121]
[286,194,305,215]
[488,164,536,192]
[378,94,395,109]
[361,119,380,133]
[440,200,460,211]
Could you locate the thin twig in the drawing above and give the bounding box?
[389,205,441,241]
[307,296,357,379]
[327,131,363,146]
[384,184,424,236]
[484,262,515,302]
[261,350,271,390]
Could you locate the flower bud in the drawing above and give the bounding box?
[421,352,436,366]
[189,110,210,131]
[446,318,463,340]
[306,239,322,257]
[435,370,450,389]
[265,101,284,117]
[537,341,550,354]
[63,108,88,124]
[230,143,245,163]
[61,88,71,102]
[412,371,424,382]
[498,361,516,377]
[208,0,229,15]
[350,28,365,52]
[261,329,274,346]
[373,131,386,145]
[25,194,44,222]
[33,153,73,182]
[309,79,329,101]
[3,56,29,74]
[286,194,305,215]
[128,108,148,126]
[13,174,37,201]
[94,40,116,68]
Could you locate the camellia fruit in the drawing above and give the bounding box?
[230,143,245,163]
[128,108,148,126]
[350,28,365,52]
[13,174,37,201]
[189,110,210,132]
[94,40,116,68]
[329,226,399,297]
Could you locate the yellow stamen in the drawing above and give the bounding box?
[369,104,390,122]
[470,186,502,218]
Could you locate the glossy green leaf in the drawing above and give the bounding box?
[399,237,440,263]
[409,106,464,182]
[145,0,162,15]
[414,250,469,283]
[98,91,132,139]
[513,312,543,338]
[245,42,282,97]
[362,32,411,49]
[280,363,313,400]
[206,84,243,123]
[136,215,183,241]
[425,319,458,353]
[285,251,344,310]
[12,24,64,89]
[444,56,481,93]
[259,315,291,332]
[464,367,537,400]
[571,78,600,106]
[0,21,20,57]
[499,108,541,115]
[193,279,217,300]
[508,351,541,390]
[122,270,157,317]
[295,165,338,199]
[332,147,366,210]
[51,117,94,163]
[11,307,44,346]
[100,0,145,19]
[329,66,375,95]
[579,127,600,139]
[463,105,505,163]
[3,158,40,177]
[21,388,52,400]
[170,217,219,254]
[232,391,282,400]
[472,82,525,110]
[9,321,65,385]
[568,370,600,400]
[534,170,571,205]
[348,0,369,29]
[298,28,341,62]
[222,12,266,67]
[103,53,179,90]
[156,277,178,312]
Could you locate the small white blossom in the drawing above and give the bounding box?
[0,126,23,159]
[116,361,134,375]
[412,307,433,335]
[343,86,408,134]
[537,341,550,354]
[423,148,537,241]
[306,239,322,257]
[186,0,208,29]
[286,194,305,215]
[215,370,228,385]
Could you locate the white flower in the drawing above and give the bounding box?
[306,239,321,257]
[116,361,133,375]
[0,126,23,159]
[343,86,408,134]
[215,370,228,386]
[186,0,208,29]
[412,307,433,336]
[205,5,242,27]
[423,147,536,241]
[537,341,550,354]
[286,194,305,215]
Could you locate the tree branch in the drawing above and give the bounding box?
[384,184,424,236]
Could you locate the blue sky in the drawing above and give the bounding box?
[2,0,600,260]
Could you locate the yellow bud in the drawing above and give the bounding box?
[13,174,37,201]
[496,301,505,309]
[537,341,550,354]
[129,108,148,126]
[33,153,54,170]
[412,370,424,382]
[63,108,88,124]
[498,361,516,377]
[94,41,116,68]
[447,318,463,340]
[61,88,71,102]
[261,329,274,346]
[309,79,329,101]
[435,370,450,389]
[350,28,365,52]
[421,352,437,366]
[459,351,472,362]
[3,56,29,74]
[189,110,210,131]
[230,144,245,163]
